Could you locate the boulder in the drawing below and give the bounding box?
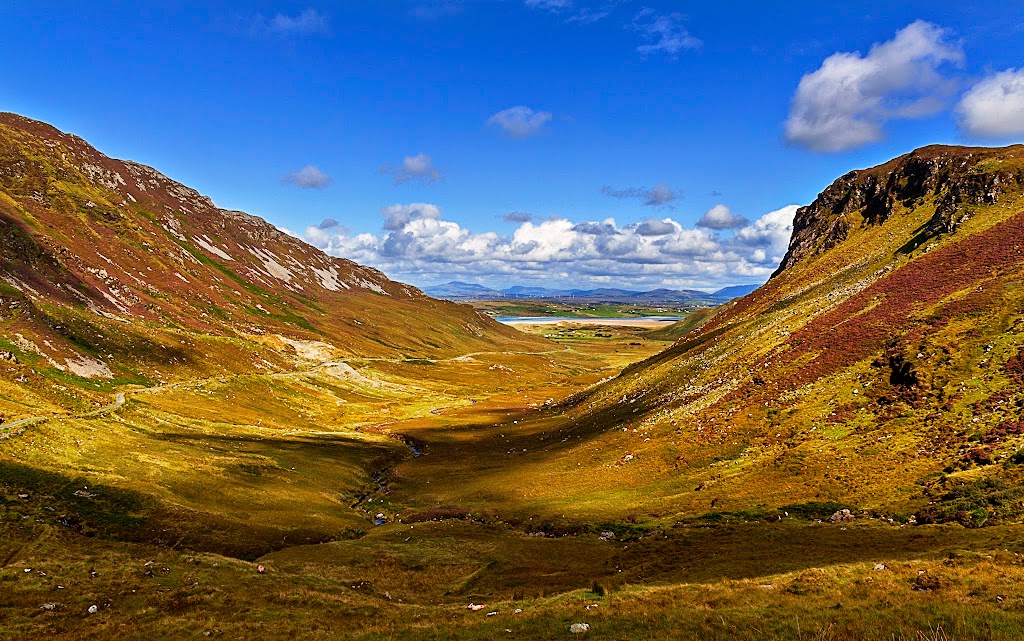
[830,509,854,523]
[569,623,590,634]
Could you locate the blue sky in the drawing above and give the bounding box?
[3,2,1024,290]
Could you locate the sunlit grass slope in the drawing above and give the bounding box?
[386,145,1024,529]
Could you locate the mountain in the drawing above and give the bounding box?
[0,113,543,412]
[423,281,739,303]
[710,284,759,299]
[437,144,1024,525]
[421,281,503,298]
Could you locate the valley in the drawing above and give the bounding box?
[3,114,1024,639]
[6,320,1024,641]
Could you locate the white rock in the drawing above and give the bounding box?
[569,622,590,634]
[88,605,98,614]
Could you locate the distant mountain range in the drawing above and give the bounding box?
[423,281,761,303]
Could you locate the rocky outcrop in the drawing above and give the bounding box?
[773,145,1024,276]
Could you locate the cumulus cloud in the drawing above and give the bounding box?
[302,203,800,290]
[633,9,701,57]
[251,9,330,37]
[633,218,680,236]
[381,203,442,230]
[957,68,1024,139]
[785,20,963,152]
[318,218,340,229]
[697,204,749,230]
[487,106,553,138]
[601,182,678,207]
[380,153,444,185]
[283,165,331,189]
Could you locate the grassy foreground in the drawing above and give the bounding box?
[1,323,1021,639]
[4,516,1024,640]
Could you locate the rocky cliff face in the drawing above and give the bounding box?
[774,145,1024,275]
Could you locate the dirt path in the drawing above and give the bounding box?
[0,392,126,439]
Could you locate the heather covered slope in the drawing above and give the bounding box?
[0,113,542,415]
[395,144,1024,524]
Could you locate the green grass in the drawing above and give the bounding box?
[5,128,1024,638]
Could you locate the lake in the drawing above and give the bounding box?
[496,316,682,327]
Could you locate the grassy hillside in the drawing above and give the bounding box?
[0,113,545,418]
[4,130,1024,639]
[400,144,1024,527]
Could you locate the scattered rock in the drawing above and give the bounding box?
[830,509,854,523]
[513,608,523,614]
[598,531,616,541]
[569,622,591,634]
[873,563,887,571]
[912,573,941,591]
[40,602,60,612]
[87,604,99,614]
[468,603,485,611]
[487,611,499,617]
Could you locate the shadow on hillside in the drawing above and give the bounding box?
[0,458,352,560]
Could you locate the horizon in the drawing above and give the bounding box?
[419,278,757,294]
[3,2,1024,290]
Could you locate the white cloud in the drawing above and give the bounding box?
[487,106,553,138]
[601,182,678,207]
[251,9,330,37]
[380,203,442,230]
[525,0,616,24]
[697,204,749,230]
[282,165,331,189]
[566,7,613,24]
[380,153,444,185]
[732,205,799,261]
[785,20,963,152]
[957,68,1024,139]
[633,218,679,236]
[303,203,801,290]
[633,9,701,58]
